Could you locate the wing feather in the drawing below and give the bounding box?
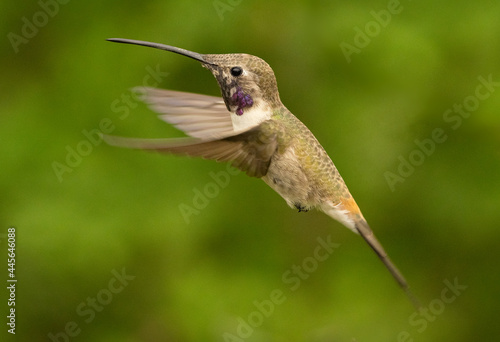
[105,88,278,177]
[134,87,234,139]
[102,124,278,178]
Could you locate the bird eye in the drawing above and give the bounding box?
[230,66,243,77]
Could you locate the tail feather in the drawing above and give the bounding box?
[322,199,421,309]
[354,219,421,309]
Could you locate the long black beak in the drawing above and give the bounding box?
[107,38,213,65]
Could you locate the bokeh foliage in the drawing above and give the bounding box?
[1,0,499,341]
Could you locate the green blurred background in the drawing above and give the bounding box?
[1,0,499,341]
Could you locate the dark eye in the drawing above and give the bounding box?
[230,66,243,77]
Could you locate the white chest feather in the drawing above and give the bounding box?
[230,103,272,132]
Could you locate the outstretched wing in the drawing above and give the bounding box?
[134,87,234,139]
[103,124,278,178]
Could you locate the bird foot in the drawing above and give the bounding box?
[295,203,309,212]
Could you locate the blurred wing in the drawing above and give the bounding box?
[134,87,234,139]
[102,125,277,178]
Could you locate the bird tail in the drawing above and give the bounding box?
[322,199,421,309]
[354,219,421,309]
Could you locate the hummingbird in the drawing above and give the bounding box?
[104,38,419,307]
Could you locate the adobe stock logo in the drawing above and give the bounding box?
[213,0,243,21]
[178,164,241,224]
[47,268,135,342]
[222,236,339,341]
[397,277,467,341]
[7,0,71,54]
[385,74,499,192]
[340,0,407,63]
[52,65,169,182]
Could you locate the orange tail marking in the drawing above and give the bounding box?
[340,196,364,220]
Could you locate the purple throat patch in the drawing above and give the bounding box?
[232,87,254,116]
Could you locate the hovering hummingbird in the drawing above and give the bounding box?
[104,38,419,307]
